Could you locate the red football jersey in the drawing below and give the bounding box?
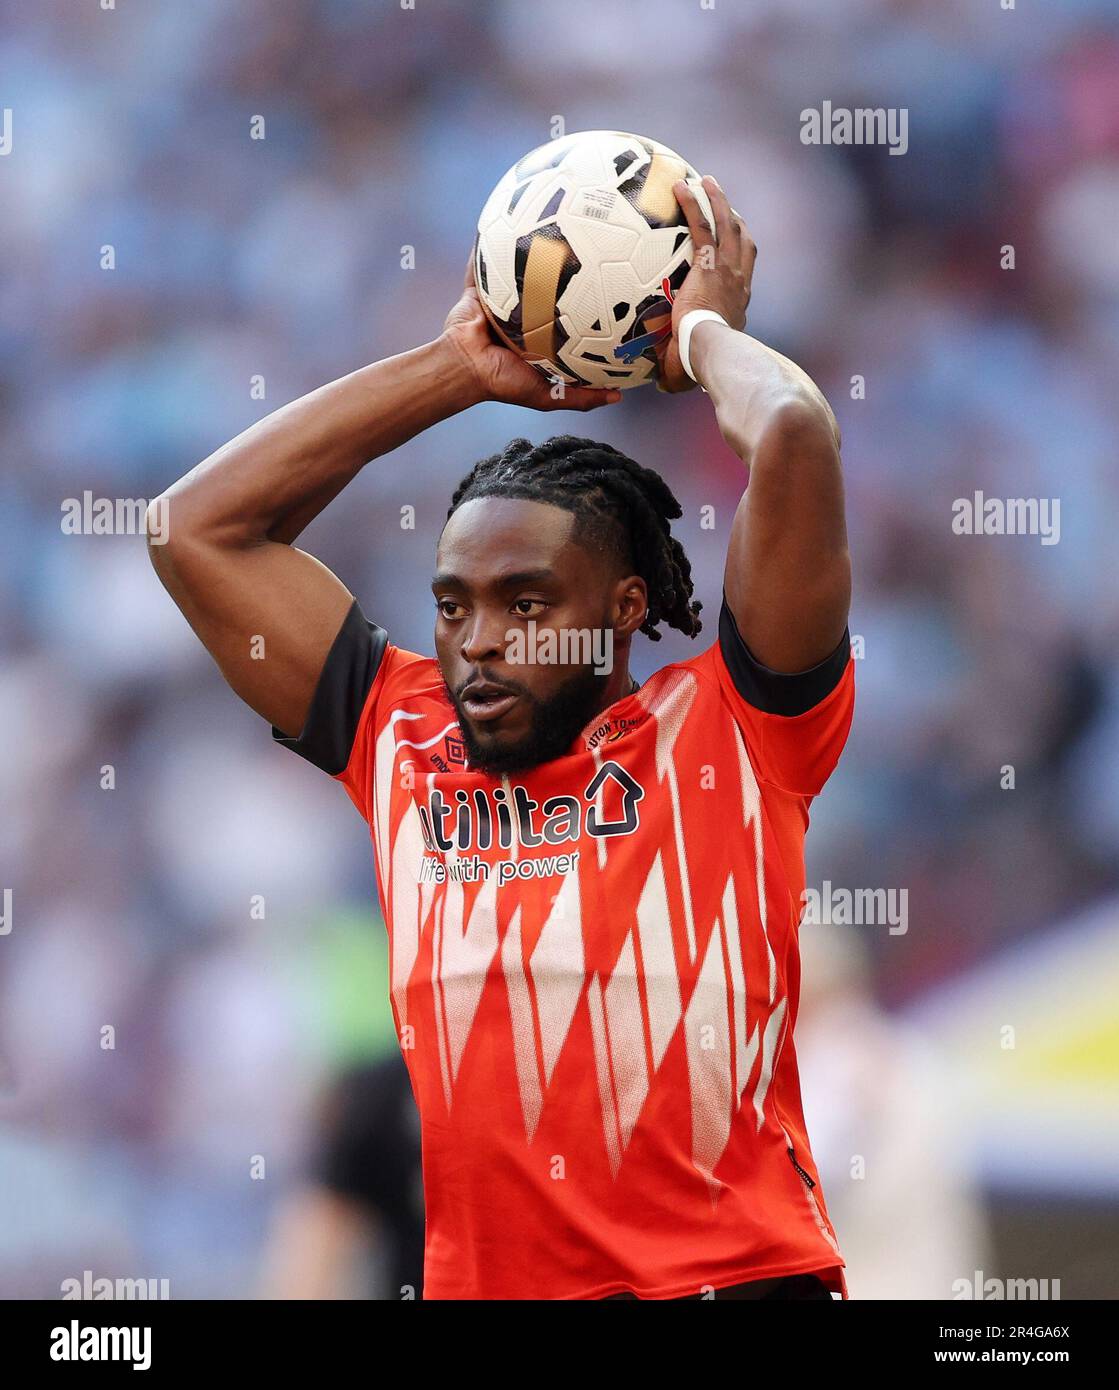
[275,597,855,1300]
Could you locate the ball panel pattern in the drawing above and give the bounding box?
[474,131,709,390]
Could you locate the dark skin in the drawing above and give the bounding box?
[148,174,848,760]
[433,497,646,771]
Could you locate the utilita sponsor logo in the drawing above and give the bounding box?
[416,761,645,853]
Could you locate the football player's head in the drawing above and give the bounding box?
[434,435,702,775]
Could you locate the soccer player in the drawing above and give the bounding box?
[148,176,853,1300]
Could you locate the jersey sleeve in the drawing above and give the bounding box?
[710,591,854,798]
[270,597,407,820]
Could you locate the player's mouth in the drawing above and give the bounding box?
[460,681,521,725]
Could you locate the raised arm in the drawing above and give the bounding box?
[660,177,851,673]
[147,267,619,737]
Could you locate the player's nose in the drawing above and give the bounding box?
[459,611,510,666]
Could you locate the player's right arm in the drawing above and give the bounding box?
[147,272,619,737]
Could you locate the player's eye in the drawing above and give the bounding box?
[436,598,465,620]
[511,598,549,617]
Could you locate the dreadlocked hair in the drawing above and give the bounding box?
[446,435,703,642]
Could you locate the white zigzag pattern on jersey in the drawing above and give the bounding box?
[373,669,788,1183]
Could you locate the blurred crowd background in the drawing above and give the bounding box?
[2,0,1117,1299]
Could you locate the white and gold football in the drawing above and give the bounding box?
[473,130,713,390]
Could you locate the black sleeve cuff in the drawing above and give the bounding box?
[271,599,389,775]
[718,592,850,716]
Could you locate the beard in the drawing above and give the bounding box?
[443,663,609,777]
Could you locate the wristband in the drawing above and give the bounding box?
[677,309,727,387]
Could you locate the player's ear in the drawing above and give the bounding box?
[613,577,648,638]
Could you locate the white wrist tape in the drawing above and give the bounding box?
[677,309,727,386]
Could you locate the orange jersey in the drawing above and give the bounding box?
[275,597,855,1300]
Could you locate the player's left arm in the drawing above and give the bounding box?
[660,176,850,673]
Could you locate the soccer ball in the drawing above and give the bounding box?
[473,130,713,391]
